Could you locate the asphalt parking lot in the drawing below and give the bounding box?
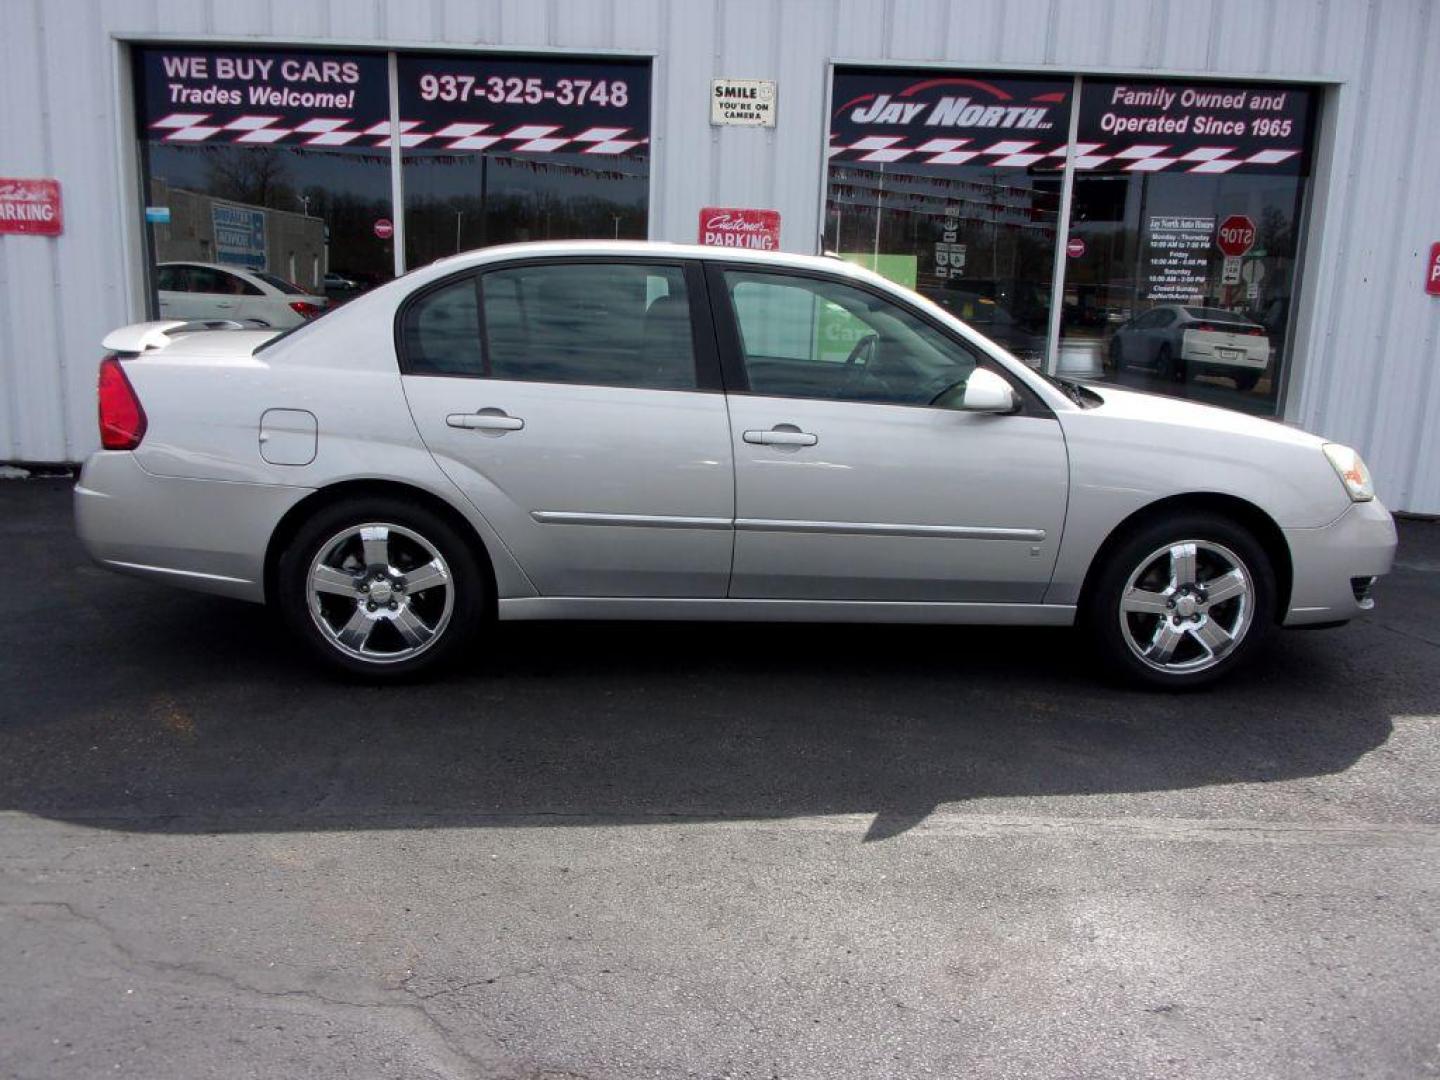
[1,476,1437,1079]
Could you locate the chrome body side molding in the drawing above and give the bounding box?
[735,518,1046,542]
[499,597,1077,625]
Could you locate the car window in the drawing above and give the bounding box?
[1153,309,1176,327]
[1184,306,1248,324]
[220,270,263,296]
[185,266,257,295]
[479,263,696,390]
[252,271,306,295]
[401,275,485,377]
[721,270,978,407]
[157,265,188,292]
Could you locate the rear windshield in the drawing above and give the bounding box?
[252,271,307,295]
[1183,306,1249,324]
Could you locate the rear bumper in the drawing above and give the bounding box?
[75,451,311,603]
[1181,340,1268,369]
[1282,499,1397,626]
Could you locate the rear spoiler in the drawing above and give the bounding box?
[101,319,270,355]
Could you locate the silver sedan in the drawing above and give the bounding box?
[77,242,1395,687]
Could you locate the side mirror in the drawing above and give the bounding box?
[960,368,1020,413]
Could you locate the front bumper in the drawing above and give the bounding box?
[1282,498,1397,626]
[75,451,311,603]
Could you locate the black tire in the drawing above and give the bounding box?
[276,496,487,680]
[1233,370,1261,392]
[1084,512,1276,690]
[1156,344,1185,383]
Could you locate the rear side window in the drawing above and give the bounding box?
[401,275,485,376]
[157,265,187,291]
[482,263,696,390]
[253,271,306,295]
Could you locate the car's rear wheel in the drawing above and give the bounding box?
[1106,337,1123,373]
[277,497,486,679]
[1085,513,1275,689]
[1156,344,1185,383]
[1234,370,1261,392]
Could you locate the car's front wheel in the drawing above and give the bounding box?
[277,497,486,679]
[1085,513,1275,688]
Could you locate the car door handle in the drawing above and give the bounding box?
[744,427,817,447]
[215,301,235,309]
[446,410,525,432]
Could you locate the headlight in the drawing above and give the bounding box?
[1322,443,1375,502]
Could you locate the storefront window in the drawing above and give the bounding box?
[826,68,1318,416]
[1061,79,1316,413]
[826,70,1073,368]
[397,54,650,268]
[134,47,653,324]
[134,46,396,323]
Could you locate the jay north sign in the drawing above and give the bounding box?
[830,69,1315,175]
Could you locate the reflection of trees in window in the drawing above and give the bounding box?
[405,191,645,268]
[402,153,649,268]
[203,147,296,209]
[297,187,393,281]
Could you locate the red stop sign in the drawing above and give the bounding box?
[1217,215,1256,257]
[373,218,394,240]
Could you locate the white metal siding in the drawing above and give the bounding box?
[1,0,1436,512]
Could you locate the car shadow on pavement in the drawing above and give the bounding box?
[1,480,1432,840]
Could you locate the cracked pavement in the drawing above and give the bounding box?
[1,478,1438,1079]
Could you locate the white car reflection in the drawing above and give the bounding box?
[157,261,327,329]
[1109,305,1270,390]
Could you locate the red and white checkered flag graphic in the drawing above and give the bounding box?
[827,136,1300,173]
[150,114,648,155]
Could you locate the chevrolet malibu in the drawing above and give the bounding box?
[76,242,1395,687]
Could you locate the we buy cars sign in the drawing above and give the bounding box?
[1217,215,1257,257]
[699,207,781,250]
[0,178,63,236]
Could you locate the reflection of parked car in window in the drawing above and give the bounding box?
[928,287,1048,368]
[157,262,327,328]
[1107,305,1270,391]
[323,271,359,291]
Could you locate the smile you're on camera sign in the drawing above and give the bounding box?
[711,78,776,127]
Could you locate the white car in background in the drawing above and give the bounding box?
[157,261,327,329]
[1109,304,1270,390]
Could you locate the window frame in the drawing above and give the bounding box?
[703,261,1053,418]
[394,255,723,393]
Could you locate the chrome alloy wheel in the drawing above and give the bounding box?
[1118,540,1253,675]
[306,522,454,664]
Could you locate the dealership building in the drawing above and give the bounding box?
[1,0,1437,513]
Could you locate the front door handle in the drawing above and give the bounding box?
[743,426,817,447]
[446,409,525,433]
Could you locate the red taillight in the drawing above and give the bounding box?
[97,356,147,450]
[1193,323,1217,333]
[289,301,323,319]
[1247,327,1266,336]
